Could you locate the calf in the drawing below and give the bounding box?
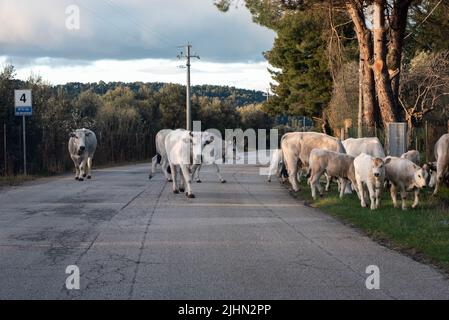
[433,134,449,195]
[68,128,97,181]
[384,157,428,210]
[308,149,357,200]
[354,153,387,210]
[401,150,421,165]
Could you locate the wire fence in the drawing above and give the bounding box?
[0,123,156,176]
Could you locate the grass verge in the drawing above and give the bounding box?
[0,175,38,187]
[289,180,449,274]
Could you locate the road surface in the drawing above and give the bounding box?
[0,161,448,299]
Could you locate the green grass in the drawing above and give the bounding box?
[291,180,449,273]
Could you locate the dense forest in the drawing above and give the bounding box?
[0,67,271,176]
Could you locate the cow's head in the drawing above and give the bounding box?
[70,129,92,156]
[414,165,429,189]
[372,157,387,179]
[186,131,215,164]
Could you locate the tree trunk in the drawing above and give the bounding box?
[388,0,412,118]
[346,2,377,129]
[372,0,399,127]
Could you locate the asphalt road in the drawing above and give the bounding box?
[0,161,448,300]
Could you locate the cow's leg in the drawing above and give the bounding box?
[73,159,80,180]
[162,156,172,182]
[375,186,382,209]
[191,164,202,183]
[213,163,226,183]
[181,165,195,198]
[390,184,398,208]
[412,188,420,209]
[367,183,376,210]
[339,178,347,199]
[310,170,324,200]
[433,161,444,196]
[287,160,300,192]
[357,179,367,208]
[179,171,186,193]
[170,164,179,194]
[87,157,93,179]
[400,186,408,211]
[325,173,331,192]
[149,155,158,180]
[79,158,87,181]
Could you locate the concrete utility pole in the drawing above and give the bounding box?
[178,43,200,131]
[263,88,270,102]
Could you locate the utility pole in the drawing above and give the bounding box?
[178,43,200,131]
[358,59,363,138]
[263,88,270,102]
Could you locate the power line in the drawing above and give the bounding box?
[98,0,177,48]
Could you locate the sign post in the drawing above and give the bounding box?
[14,90,32,176]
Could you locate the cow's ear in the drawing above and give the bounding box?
[70,132,76,138]
[189,131,194,137]
[384,158,392,165]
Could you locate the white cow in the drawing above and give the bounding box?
[68,128,97,181]
[308,149,357,200]
[401,150,421,165]
[433,134,449,195]
[149,129,173,181]
[165,130,214,198]
[354,153,388,210]
[384,157,428,210]
[281,132,346,192]
[343,137,386,158]
[191,135,235,184]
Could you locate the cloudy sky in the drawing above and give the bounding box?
[0,0,276,91]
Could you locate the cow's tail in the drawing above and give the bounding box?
[268,149,283,182]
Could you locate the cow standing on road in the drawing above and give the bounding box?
[165,130,215,198]
[68,128,97,181]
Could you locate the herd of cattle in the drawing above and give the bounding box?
[67,127,449,210]
[271,132,449,210]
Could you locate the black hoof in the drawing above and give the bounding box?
[179,188,185,193]
[196,180,202,184]
[186,193,196,199]
[168,179,173,182]
[149,175,152,180]
[173,190,179,194]
[87,176,92,180]
[78,178,84,182]
[82,174,87,178]
[221,180,227,184]
[75,177,79,181]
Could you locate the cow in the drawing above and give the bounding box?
[281,132,346,192]
[432,134,449,195]
[342,137,386,158]
[149,129,173,181]
[384,157,428,210]
[354,153,388,210]
[190,134,235,184]
[401,150,421,165]
[165,130,215,198]
[308,149,357,200]
[68,128,97,181]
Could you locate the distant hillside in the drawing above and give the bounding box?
[54,82,266,107]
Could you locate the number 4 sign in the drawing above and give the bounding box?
[15,90,33,116]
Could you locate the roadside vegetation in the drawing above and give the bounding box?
[290,179,449,273]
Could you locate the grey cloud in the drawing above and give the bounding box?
[0,0,275,63]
